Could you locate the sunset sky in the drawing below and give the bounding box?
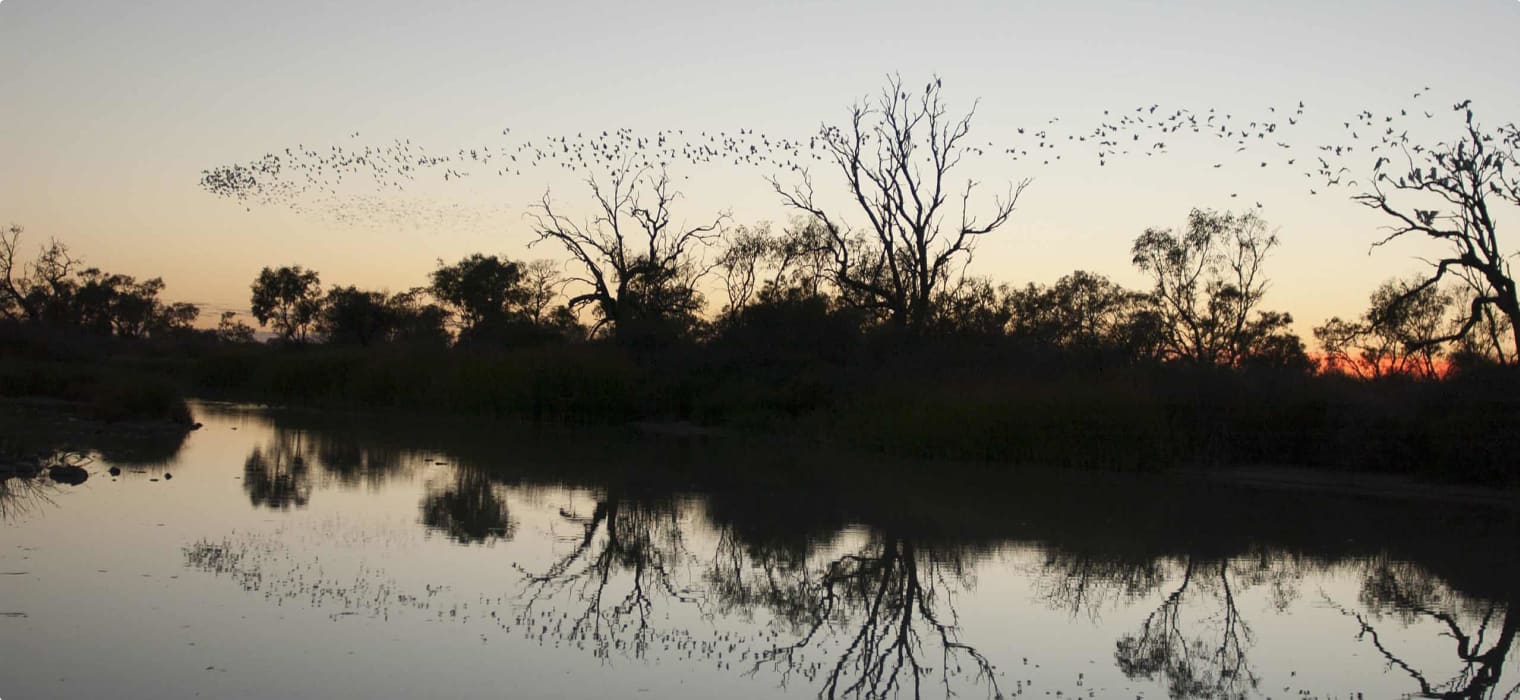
[2,0,1517,334]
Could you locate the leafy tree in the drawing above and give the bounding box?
[1007,271,1156,355]
[429,254,526,333]
[385,288,452,346]
[319,285,451,347]
[319,286,394,346]
[1315,277,1455,379]
[250,265,322,343]
[1131,209,1300,366]
[929,276,1013,337]
[216,311,257,344]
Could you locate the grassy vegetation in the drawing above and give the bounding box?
[6,316,1516,486]
[185,336,1520,486]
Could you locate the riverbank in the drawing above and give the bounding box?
[189,344,1520,486]
[6,337,1518,488]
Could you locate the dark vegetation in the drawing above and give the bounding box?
[4,79,1518,485]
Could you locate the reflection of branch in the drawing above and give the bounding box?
[515,495,698,660]
[0,472,60,522]
[1114,558,1259,700]
[1333,563,1519,700]
[745,537,1000,700]
[1035,551,1167,620]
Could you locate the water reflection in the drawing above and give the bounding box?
[738,536,998,699]
[240,424,418,509]
[175,405,1520,698]
[420,469,516,544]
[243,439,313,509]
[1335,561,1517,700]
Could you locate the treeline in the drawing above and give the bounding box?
[4,77,1518,482]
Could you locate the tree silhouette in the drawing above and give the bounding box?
[1113,557,1263,700]
[741,535,1002,700]
[771,75,1029,330]
[529,163,727,341]
[515,491,695,658]
[250,265,323,343]
[242,439,313,510]
[1358,106,1520,361]
[1315,276,1455,378]
[1131,209,1302,366]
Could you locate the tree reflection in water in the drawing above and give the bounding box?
[241,428,416,510]
[1333,561,1518,700]
[517,491,698,659]
[419,468,515,545]
[1037,547,1302,700]
[738,535,1001,700]
[242,438,312,509]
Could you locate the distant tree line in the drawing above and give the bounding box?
[5,78,1516,377]
[1,225,199,339]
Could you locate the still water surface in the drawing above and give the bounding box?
[2,401,1516,699]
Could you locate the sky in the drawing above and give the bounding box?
[2,0,1518,333]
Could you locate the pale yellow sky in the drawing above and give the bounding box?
[2,0,1517,334]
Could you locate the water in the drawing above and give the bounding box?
[2,401,1516,699]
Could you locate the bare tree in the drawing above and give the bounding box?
[0,224,78,323]
[528,163,728,339]
[1358,105,1520,361]
[771,75,1029,330]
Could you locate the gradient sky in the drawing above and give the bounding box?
[2,0,1518,333]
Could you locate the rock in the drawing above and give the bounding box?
[48,464,89,486]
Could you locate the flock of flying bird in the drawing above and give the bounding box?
[200,86,1461,227]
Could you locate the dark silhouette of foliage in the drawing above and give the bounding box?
[250,265,323,343]
[1359,105,1520,361]
[1316,276,1456,379]
[428,254,525,334]
[529,164,726,344]
[1132,209,1304,367]
[216,311,257,344]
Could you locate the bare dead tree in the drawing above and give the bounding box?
[0,224,78,323]
[1357,104,1520,361]
[528,163,729,339]
[520,259,567,324]
[771,75,1030,330]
